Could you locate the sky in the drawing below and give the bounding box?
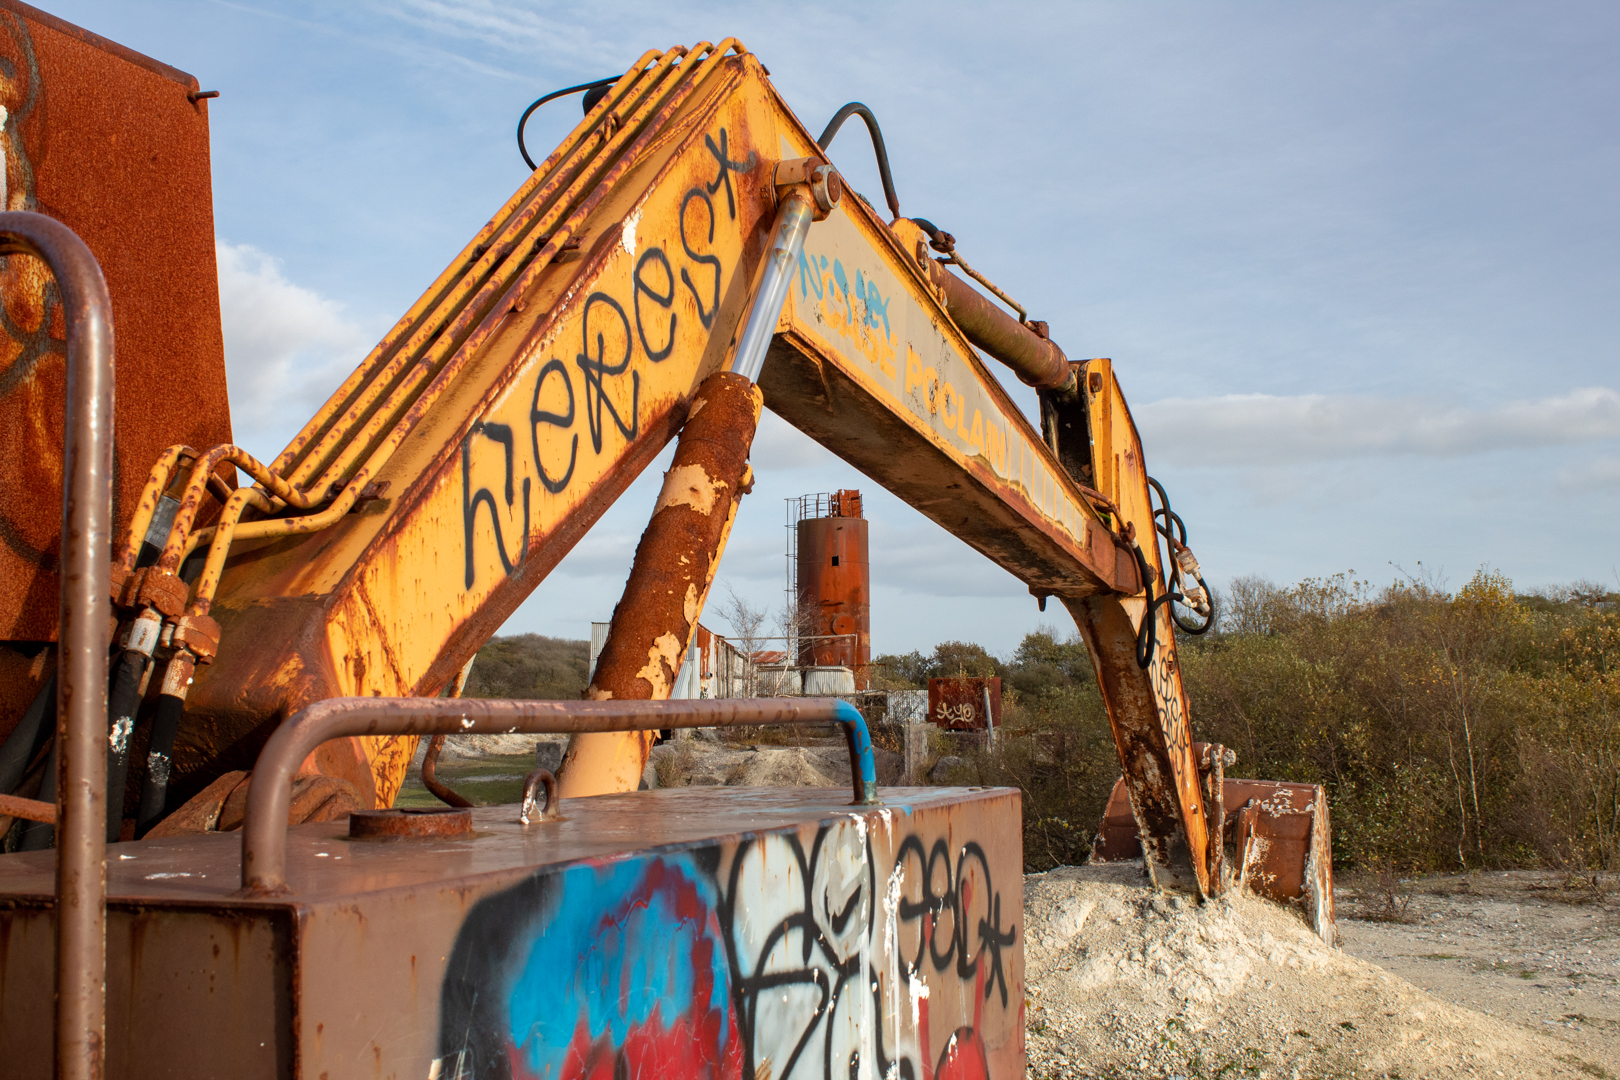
[48,1,1620,656]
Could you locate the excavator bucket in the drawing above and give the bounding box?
[1093,775,1336,945]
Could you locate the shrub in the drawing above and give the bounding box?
[1179,569,1620,871]
[943,572,1620,873]
[464,633,589,700]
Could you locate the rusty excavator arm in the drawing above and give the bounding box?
[97,41,1330,937]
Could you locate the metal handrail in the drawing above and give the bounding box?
[239,696,878,895]
[0,211,115,1080]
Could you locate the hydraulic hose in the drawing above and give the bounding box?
[817,102,901,221]
[103,648,146,841]
[134,654,193,838]
[1147,477,1215,636]
[517,75,621,170]
[0,671,55,796]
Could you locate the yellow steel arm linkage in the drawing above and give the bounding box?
[115,42,1214,895]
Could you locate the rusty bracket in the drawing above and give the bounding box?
[133,566,189,618]
[170,612,221,664]
[108,562,131,608]
[773,157,843,220]
[1194,741,1234,890]
[519,768,559,824]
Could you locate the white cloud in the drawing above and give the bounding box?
[1139,387,1620,467]
[370,0,622,70]
[216,240,374,463]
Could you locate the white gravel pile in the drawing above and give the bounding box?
[409,733,563,761]
[1023,863,1595,1078]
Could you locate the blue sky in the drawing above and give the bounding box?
[52,1,1620,655]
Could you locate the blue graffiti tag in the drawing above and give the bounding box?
[796,250,826,300]
[504,856,733,1072]
[854,270,892,338]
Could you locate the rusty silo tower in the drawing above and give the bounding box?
[789,489,870,690]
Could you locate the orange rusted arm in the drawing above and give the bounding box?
[129,40,1221,901]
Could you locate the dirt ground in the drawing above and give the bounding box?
[1024,862,1620,1079]
[1334,869,1620,1077]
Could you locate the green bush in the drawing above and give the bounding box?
[464,633,589,700]
[927,571,1620,873]
[1181,570,1620,871]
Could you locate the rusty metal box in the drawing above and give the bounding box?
[0,785,1024,1078]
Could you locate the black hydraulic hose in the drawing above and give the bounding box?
[817,102,901,221]
[1146,475,1215,636]
[1131,540,1163,669]
[516,75,620,171]
[133,692,183,838]
[1147,477,1187,547]
[17,735,57,850]
[0,671,55,795]
[104,649,148,841]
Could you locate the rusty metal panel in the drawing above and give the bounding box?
[1229,778,1336,945]
[1090,776,1141,861]
[927,676,1002,731]
[0,1,230,643]
[0,901,293,1079]
[0,785,1023,1078]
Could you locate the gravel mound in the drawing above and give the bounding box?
[646,738,902,789]
[1024,863,1594,1078]
[409,733,565,762]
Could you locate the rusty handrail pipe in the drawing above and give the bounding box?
[240,696,878,894]
[0,212,115,1080]
[926,258,1076,395]
[419,734,474,808]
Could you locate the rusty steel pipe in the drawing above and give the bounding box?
[562,370,763,795]
[0,212,115,1080]
[927,259,1075,394]
[240,697,877,894]
[0,791,57,823]
[560,180,828,796]
[729,188,816,381]
[111,443,193,573]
